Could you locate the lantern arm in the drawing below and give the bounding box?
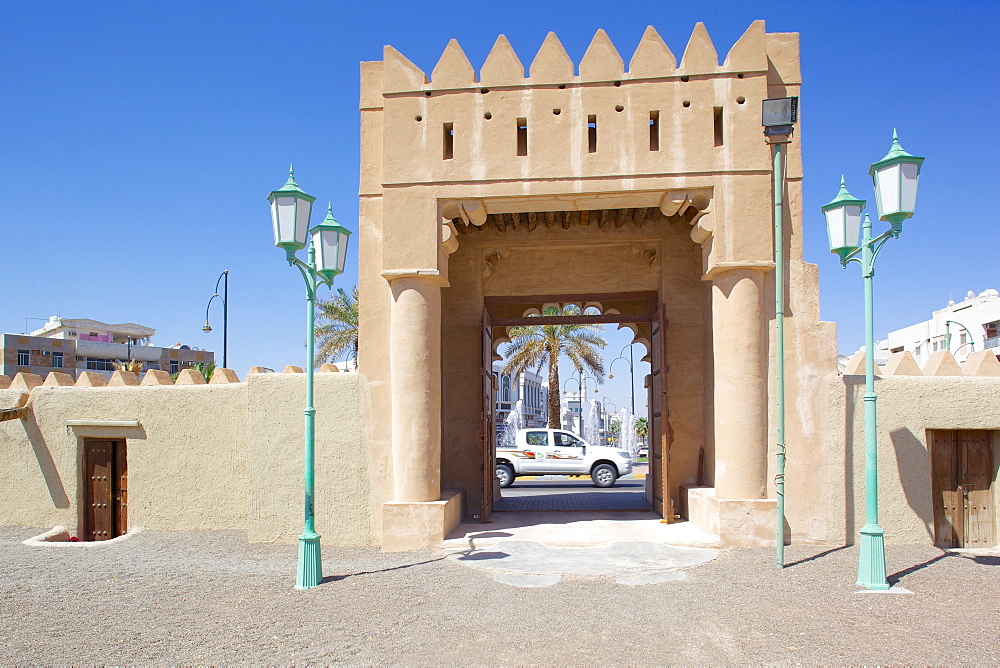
[285,250,323,300]
[868,229,897,265]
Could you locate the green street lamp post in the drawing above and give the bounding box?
[268,166,352,590]
[822,131,924,590]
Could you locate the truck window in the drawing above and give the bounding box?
[555,433,582,447]
[525,431,548,447]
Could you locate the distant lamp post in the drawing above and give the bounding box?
[202,270,229,368]
[268,166,352,590]
[607,343,636,415]
[601,398,617,445]
[822,131,924,591]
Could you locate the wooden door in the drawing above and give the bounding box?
[83,439,127,541]
[649,303,671,520]
[962,431,995,547]
[931,430,995,548]
[480,308,495,522]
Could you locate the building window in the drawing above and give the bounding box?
[52,353,63,368]
[144,361,161,371]
[501,376,511,403]
[17,350,29,366]
[86,358,115,371]
[170,360,179,374]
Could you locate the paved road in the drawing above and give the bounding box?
[496,480,651,511]
[3,526,998,664]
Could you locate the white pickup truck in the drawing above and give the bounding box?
[496,428,633,488]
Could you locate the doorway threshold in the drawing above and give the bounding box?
[443,512,719,549]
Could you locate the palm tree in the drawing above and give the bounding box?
[314,285,359,367]
[634,417,649,446]
[501,305,606,428]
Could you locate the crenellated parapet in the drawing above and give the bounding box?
[362,21,802,275]
[842,350,1000,378]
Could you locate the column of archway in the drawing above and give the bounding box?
[711,267,768,499]
[386,273,443,502]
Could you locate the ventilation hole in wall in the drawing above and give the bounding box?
[713,106,724,147]
[587,114,597,153]
[484,112,492,120]
[425,91,432,97]
[481,88,490,94]
[613,80,621,87]
[443,122,454,160]
[737,96,746,105]
[682,100,691,108]
[737,73,745,79]
[615,105,624,112]
[680,75,689,82]
[516,117,528,156]
[649,110,660,152]
[415,115,423,122]
[558,84,566,89]
[552,108,561,115]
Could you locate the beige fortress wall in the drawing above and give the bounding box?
[357,21,852,547]
[0,372,372,545]
[838,374,1000,544]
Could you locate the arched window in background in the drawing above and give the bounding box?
[502,376,510,403]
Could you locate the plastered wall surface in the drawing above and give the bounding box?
[0,372,372,545]
[837,375,1000,545]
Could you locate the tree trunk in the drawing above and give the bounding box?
[546,343,561,428]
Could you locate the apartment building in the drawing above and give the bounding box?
[2,317,214,380]
[875,289,1000,366]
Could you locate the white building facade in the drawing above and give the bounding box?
[876,289,1000,366]
[492,363,548,432]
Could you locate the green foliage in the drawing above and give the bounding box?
[193,362,216,382]
[315,286,359,366]
[501,305,606,428]
[634,417,649,443]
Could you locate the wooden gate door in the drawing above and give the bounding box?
[649,303,671,520]
[83,439,128,541]
[480,308,496,522]
[931,430,995,548]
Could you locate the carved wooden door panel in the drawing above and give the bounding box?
[649,303,670,520]
[932,430,995,548]
[84,439,127,541]
[480,308,495,522]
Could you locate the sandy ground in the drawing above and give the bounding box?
[2,526,998,665]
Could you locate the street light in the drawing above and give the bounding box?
[822,131,924,591]
[607,343,636,415]
[601,398,617,445]
[268,166,352,590]
[202,270,229,368]
[562,369,592,434]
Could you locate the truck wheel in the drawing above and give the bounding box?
[496,463,515,488]
[591,464,618,488]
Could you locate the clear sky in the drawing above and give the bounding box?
[2,1,997,414]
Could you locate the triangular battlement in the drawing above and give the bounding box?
[381,21,788,92]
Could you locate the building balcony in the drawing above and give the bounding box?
[984,336,1000,350]
[75,340,161,362]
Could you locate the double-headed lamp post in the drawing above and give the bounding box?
[607,343,635,415]
[268,167,352,590]
[822,131,924,591]
[202,270,229,368]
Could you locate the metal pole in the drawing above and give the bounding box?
[856,214,889,590]
[296,246,323,590]
[222,270,228,369]
[773,141,787,568]
[628,344,635,415]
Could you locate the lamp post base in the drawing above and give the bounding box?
[295,531,323,590]
[856,523,890,590]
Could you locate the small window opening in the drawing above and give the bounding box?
[587,114,597,153]
[443,122,454,160]
[649,110,660,151]
[516,118,528,156]
[737,73,744,79]
[680,75,689,82]
[484,112,492,120]
[713,106,724,147]
[615,105,624,112]
[552,108,561,115]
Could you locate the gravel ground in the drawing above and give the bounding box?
[2,526,998,665]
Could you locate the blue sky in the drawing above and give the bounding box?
[2,1,997,413]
